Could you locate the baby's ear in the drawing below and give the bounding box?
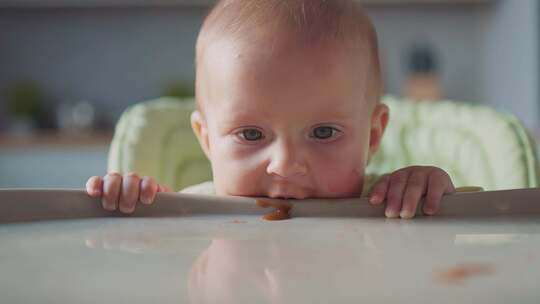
[367,103,389,162]
[191,110,211,159]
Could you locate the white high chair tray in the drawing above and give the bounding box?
[0,189,539,303]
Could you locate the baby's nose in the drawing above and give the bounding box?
[267,161,307,178]
[266,144,308,178]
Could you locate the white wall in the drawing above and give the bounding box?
[0,7,204,123]
[480,0,538,131]
[368,5,484,103]
[369,1,539,131]
[0,2,538,130]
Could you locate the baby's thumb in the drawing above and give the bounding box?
[86,176,103,197]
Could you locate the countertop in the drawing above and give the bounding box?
[0,189,539,303]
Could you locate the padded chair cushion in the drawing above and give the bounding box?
[108,98,212,190]
[367,96,540,190]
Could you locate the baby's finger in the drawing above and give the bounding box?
[368,174,390,205]
[140,176,158,205]
[385,170,410,218]
[423,170,454,215]
[86,176,103,197]
[102,172,122,211]
[119,173,141,214]
[400,170,428,219]
[157,184,173,193]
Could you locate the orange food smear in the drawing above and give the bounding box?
[256,199,293,221]
[436,263,495,284]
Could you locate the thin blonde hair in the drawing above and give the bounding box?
[195,0,382,110]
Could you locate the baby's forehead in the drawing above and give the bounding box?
[207,37,370,88]
[197,37,374,119]
[199,13,373,67]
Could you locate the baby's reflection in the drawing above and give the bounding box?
[188,239,284,303]
[85,225,468,303]
[187,237,382,304]
[85,232,381,303]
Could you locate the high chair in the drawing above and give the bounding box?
[108,96,540,191]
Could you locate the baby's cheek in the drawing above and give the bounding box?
[214,153,266,196]
[323,168,363,197]
[217,165,255,195]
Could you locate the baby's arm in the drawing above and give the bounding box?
[367,166,455,219]
[86,173,172,214]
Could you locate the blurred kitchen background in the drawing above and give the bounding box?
[0,0,538,188]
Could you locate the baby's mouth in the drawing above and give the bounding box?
[272,195,297,200]
[267,188,308,200]
[266,180,311,200]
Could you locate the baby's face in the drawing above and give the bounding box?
[194,37,387,199]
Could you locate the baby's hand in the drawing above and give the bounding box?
[85,173,172,214]
[368,166,455,219]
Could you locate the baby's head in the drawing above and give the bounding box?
[191,0,389,199]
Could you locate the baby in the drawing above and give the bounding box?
[86,0,455,219]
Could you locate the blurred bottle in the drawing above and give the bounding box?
[56,101,95,135]
[404,45,442,101]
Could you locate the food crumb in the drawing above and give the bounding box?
[230,219,247,224]
[256,199,293,221]
[435,263,495,284]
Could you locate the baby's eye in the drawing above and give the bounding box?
[239,128,264,141]
[311,126,341,140]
